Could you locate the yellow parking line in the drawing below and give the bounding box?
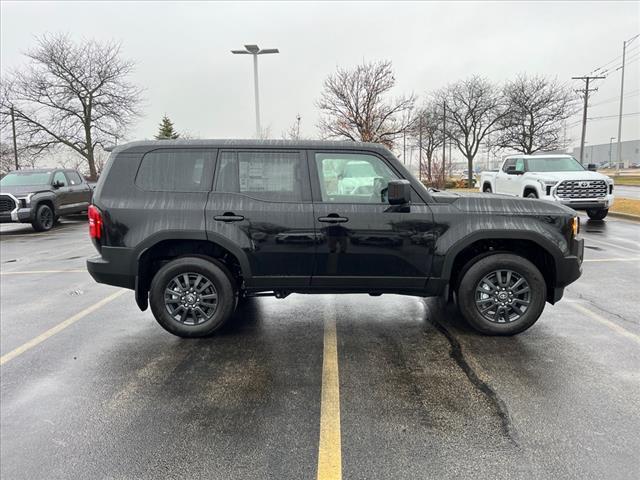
[583,257,640,263]
[0,270,86,275]
[569,302,640,345]
[317,310,342,480]
[0,289,126,366]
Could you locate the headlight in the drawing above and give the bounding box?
[17,193,34,207]
[537,179,557,195]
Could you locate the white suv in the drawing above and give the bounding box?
[480,154,614,220]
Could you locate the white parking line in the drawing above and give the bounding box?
[583,257,640,263]
[0,289,126,366]
[568,301,640,345]
[0,270,86,275]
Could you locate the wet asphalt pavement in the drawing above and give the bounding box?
[615,185,640,200]
[1,214,639,480]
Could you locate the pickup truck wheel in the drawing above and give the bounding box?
[149,257,236,338]
[586,208,608,220]
[31,204,55,232]
[483,184,492,193]
[526,192,538,199]
[457,253,546,336]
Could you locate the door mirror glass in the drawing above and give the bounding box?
[387,179,411,205]
[587,163,597,171]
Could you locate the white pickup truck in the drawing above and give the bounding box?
[480,154,614,220]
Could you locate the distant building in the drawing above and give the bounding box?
[573,139,640,167]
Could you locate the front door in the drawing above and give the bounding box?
[309,150,435,292]
[51,170,72,213]
[205,149,316,290]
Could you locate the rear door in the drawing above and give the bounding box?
[309,150,435,292]
[205,149,316,290]
[64,170,91,212]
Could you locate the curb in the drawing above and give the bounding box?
[608,211,640,222]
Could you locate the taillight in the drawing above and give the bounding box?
[88,205,103,240]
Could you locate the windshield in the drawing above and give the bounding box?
[0,172,52,186]
[526,157,585,172]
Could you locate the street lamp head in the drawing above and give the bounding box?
[231,45,279,55]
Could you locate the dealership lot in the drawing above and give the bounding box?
[1,216,639,480]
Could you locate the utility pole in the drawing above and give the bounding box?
[616,34,639,169]
[572,75,605,164]
[403,129,406,165]
[442,101,446,186]
[418,115,423,182]
[609,136,615,165]
[231,44,279,138]
[10,106,19,170]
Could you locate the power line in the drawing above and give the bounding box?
[590,90,640,108]
[589,112,640,120]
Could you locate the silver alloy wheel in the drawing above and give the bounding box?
[474,269,531,323]
[164,272,218,326]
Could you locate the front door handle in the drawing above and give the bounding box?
[214,212,244,222]
[318,215,348,224]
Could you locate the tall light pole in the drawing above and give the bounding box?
[609,136,615,165]
[231,44,279,138]
[616,34,639,169]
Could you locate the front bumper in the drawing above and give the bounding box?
[0,193,34,224]
[549,236,584,304]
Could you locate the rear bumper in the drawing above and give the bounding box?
[86,246,136,290]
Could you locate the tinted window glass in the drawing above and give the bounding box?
[502,159,516,172]
[66,171,83,185]
[515,158,525,172]
[216,151,304,202]
[0,172,51,186]
[53,171,68,187]
[315,152,398,203]
[136,149,214,191]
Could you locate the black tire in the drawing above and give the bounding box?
[31,204,55,232]
[457,253,546,336]
[483,184,492,193]
[149,257,236,338]
[525,191,538,199]
[586,208,608,220]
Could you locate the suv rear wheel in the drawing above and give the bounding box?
[149,257,236,338]
[457,253,546,335]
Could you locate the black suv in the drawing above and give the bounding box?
[87,140,583,337]
[0,168,93,231]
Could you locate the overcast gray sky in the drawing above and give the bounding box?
[1,0,639,158]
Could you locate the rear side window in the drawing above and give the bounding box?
[136,149,214,192]
[66,171,83,185]
[215,150,307,202]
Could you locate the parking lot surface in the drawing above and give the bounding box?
[1,215,639,479]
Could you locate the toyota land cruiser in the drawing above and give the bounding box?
[87,140,584,337]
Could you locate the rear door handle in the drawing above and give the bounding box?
[318,215,348,224]
[214,212,244,222]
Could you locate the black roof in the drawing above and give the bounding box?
[110,139,392,155]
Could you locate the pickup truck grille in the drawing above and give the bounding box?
[556,180,608,199]
[0,195,16,213]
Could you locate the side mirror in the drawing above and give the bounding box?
[387,179,411,205]
[587,163,597,171]
[52,180,63,188]
[506,166,523,175]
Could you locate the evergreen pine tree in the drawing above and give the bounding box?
[154,115,180,140]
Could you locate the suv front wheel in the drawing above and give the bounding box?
[149,257,236,338]
[457,253,546,335]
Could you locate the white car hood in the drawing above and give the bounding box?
[526,171,611,182]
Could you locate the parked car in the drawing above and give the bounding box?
[0,168,93,231]
[480,154,614,220]
[87,140,583,338]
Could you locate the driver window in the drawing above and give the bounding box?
[502,159,516,172]
[53,171,68,187]
[315,152,398,203]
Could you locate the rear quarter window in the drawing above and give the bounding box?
[135,149,215,192]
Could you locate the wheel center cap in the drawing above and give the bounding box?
[186,293,196,304]
[498,292,509,301]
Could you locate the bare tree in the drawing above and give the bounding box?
[495,74,577,154]
[439,76,505,187]
[317,60,414,148]
[408,102,443,182]
[0,34,142,181]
